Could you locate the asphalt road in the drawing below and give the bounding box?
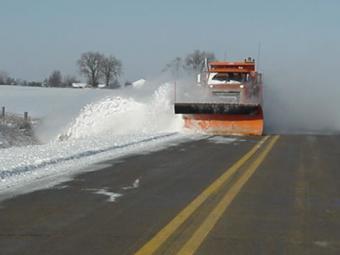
[0,135,339,255]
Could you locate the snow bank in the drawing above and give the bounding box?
[0,82,185,195]
[0,115,38,148]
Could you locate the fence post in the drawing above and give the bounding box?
[24,112,28,122]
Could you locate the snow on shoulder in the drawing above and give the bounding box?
[0,82,185,197]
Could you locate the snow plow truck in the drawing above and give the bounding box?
[174,57,263,136]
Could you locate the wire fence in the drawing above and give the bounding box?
[0,106,32,127]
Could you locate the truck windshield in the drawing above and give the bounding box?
[211,73,245,83]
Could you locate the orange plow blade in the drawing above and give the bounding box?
[183,108,263,136]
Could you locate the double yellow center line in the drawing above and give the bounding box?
[135,135,280,255]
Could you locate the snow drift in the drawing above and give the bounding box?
[0,82,184,194]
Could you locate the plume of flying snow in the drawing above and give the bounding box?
[264,51,340,134]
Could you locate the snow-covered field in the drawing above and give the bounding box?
[0,83,186,197]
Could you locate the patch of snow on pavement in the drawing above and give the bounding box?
[92,188,122,202]
[84,188,122,202]
[122,178,140,190]
[208,136,237,144]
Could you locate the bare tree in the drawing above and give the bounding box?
[163,57,183,78]
[63,75,79,87]
[48,70,63,87]
[77,52,104,87]
[163,50,215,78]
[184,50,215,74]
[100,55,122,88]
[6,77,16,85]
[0,71,9,85]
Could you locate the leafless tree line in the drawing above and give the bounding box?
[45,71,79,87]
[0,71,16,85]
[45,52,122,88]
[163,50,215,77]
[1,49,211,88]
[77,52,122,88]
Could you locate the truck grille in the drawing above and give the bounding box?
[212,91,240,103]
